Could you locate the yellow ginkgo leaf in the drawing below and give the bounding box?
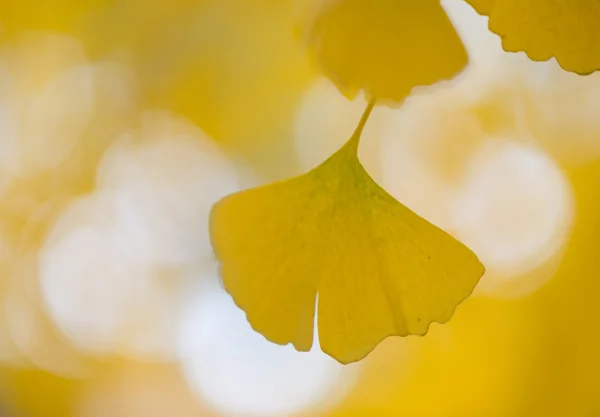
[210,102,485,364]
[307,0,469,103]
[465,0,600,74]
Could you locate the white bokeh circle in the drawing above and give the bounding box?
[381,128,574,297]
[177,277,356,417]
[449,138,574,291]
[39,112,241,358]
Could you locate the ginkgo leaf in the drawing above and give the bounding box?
[210,102,485,364]
[308,0,469,103]
[465,0,600,75]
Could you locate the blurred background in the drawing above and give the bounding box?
[0,0,599,416]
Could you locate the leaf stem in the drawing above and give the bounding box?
[346,97,377,154]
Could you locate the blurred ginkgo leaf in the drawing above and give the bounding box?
[308,0,469,103]
[465,0,600,74]
[210,102,485,364]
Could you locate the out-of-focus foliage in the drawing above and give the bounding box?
[465,0,600,74]
[1,0,600,416]
[0,0,316,177]
[309,0,468,103]
[0,0,109,36]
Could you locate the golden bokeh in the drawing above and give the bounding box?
[1,0,600,416]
